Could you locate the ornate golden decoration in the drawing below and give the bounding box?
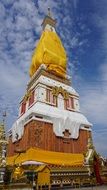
[13,165,24,180]
[84,135,98,166]
[23,90,33,102]
[0,123,8,167]
[52,86,69,99]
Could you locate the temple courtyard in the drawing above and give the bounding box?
[0,185,107,190]
[64,186,107,190]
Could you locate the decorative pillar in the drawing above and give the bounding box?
[0,122,8,182]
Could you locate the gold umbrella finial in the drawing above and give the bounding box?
[2,111,7,124]
[48,7,51,17]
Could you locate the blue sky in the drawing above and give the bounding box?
[0,0,107,157]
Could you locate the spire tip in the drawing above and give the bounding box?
[48,7,51,17]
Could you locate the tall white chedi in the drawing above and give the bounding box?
[10,10,92,143]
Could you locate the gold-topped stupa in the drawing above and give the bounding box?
[29,8,67,78]
[0,122,8,167]
[6,9,107,188]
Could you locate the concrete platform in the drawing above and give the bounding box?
[71,186,107,190]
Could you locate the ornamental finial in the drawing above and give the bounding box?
[2,111,7,124]
[48,7,51,17]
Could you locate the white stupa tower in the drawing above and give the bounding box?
[8,9,92,158]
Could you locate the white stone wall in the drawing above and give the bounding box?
[57,94,65,110]
[74,98,80,112]
[36,85,46,102]
[45,24,56,32]
[19,74,81,117]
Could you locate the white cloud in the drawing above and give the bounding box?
[70,36,79,48]
[0,2,5,20]
[80,82,107,125]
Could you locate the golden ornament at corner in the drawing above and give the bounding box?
[23,90,33,102]
[0,122,8,167]
[13,165,24,180]
[29,30,67,78]
[52,86,69,99]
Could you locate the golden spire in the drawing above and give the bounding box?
[29,9,67,78]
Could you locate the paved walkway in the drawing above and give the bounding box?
[0,185,107,189]
[64,186,107,190]
[51,186,107,190]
